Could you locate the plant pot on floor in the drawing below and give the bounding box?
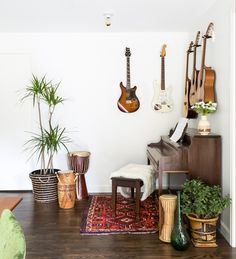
[181,179,231,248]
[187,214,218,247]
[29,169,60,203]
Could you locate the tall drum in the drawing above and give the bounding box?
[69,151,91,200]
[56,170,77,209]
[159,194,177,243]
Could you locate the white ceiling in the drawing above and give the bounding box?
[0,0,218,32]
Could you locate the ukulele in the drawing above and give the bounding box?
[196,22,216,102]
[152,44,173,112]
[183,41,197,118]
[117,47,140,113]
[189,31,201,106]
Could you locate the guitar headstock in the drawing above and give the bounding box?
[187,41,194,54]
[203,22,214,39]
[194,31,201,47]
[160,44,167,57]
[125,47,131,57]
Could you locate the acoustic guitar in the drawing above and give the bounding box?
[117,47,140,113]
[196,22,216,102]
[183,41,197,118]
[152,44,173,112]
[189,31,201,106]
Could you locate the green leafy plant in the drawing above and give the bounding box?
[22,75,70,175]
[181,179,231,219]
[191,101,217,116]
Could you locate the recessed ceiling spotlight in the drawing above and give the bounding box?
[104,13,113,27]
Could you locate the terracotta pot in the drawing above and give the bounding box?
[187,214,218,247]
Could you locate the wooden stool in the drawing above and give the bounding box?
[111,177,143,220]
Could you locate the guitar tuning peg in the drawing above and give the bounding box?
[211,30,216,42]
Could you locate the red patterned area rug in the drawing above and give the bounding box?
[80,195,158,235]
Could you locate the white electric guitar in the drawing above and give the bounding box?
[152,44,173,112]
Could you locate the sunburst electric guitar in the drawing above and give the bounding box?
[152,44,173,112]
[117,48,140,113]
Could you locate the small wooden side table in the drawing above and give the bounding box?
[0,196,23,215]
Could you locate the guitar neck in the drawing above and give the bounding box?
[199,37,207,81]
[126,57,131,90]
[161,57,165,90]
[192,46,197,77]
[185,53,190,92]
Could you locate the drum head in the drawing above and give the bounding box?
[58,170,74,174]
[69,151,90,157]
[160,194,177,200]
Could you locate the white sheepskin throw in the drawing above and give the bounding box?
[110,163,156,201]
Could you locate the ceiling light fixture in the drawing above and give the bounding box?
[104,13,113,27]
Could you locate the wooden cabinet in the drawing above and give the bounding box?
[188,133,221,186]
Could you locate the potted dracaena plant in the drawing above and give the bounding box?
[181,179,231,247]
[22,75,70,203]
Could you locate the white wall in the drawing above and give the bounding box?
[0,32,188,191]
[188,0,235,244]
[0,54,32,189]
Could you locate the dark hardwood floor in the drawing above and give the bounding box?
[1,192,236,259]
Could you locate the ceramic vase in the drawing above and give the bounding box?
[171,191,190,251]
[198,115,211,135]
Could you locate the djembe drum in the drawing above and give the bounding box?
[56,170,78,209]
[69,151,91,200]
[159,194,177,243]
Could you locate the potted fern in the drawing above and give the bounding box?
[181,179,231,247]
[22,75,70,203]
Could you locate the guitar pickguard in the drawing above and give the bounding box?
[152,80,173,113]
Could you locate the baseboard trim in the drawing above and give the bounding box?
[0,190,32,192]
[220,221,230,244]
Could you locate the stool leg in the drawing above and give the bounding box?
[112,181,117,217]
[131,187,134,199]
[135,182,141,220]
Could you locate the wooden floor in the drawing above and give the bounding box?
[1,192,236,259]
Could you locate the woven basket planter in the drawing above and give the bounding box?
[187,214,218,247]
[29,169,59,203]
